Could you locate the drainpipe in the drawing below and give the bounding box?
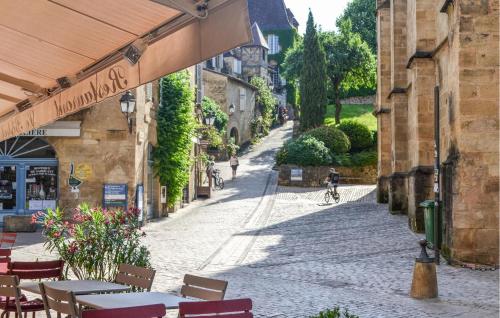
[433,86,441,265]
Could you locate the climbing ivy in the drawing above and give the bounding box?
[263,29,299,66]
[154,71,196,207]
[250,77,276,136]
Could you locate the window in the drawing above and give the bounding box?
[145,82,153,102]
[239,87,246,111]
[233,59,242,74]
[262,49,267,62]
[267,34,280,54]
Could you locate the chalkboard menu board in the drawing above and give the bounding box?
[103,184,127,209]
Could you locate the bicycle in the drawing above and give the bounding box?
[324,185,340,204]
[212,168,224,190]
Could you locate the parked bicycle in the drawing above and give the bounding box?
[212,168,224,190]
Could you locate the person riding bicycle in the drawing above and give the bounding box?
[325,168,340,192]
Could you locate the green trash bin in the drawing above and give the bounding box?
[420,200,435,247]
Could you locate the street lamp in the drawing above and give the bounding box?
[120,90,136,133]
[228,104,235,115]
[205,111,215,126]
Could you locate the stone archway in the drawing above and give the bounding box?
[229,127,239,145]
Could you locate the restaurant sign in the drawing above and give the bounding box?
[0,60,139,141]
[21,121,81,137]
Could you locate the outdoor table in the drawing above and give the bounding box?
[19,280,130,295]
[76,292,195,310]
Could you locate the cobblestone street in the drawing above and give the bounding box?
[13,123,499,317]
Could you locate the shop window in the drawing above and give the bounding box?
[0,166,16,210]
[26,166,57,211]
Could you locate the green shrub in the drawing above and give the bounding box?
[305,126,351,154]
[278,135,332,166]
[32,204,150,282]
[275,146,288,166]
[332,150,377,167]
[202,126,224,150]
[338,120,373,152]
[351,150,377,166]
[226,138,240,157]
[310,307,359,318]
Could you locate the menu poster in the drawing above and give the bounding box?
[27,167,57,178]
[103,184,128,209]
[29,200,43,210]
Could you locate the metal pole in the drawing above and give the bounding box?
[433,86,440,265]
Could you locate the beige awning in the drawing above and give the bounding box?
[0,0,251,141]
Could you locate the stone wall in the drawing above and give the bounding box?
[278,165,377,187]
[376,2,392,203]
[377,0,499,265]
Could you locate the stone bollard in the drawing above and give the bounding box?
[410,239,438,299]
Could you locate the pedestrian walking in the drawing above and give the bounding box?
[230,154,239,179]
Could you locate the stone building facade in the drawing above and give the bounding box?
[376,0,499,265]
[0,72,201,227]
[202,69,257,145]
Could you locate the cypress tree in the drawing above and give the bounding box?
[300,11,328,130]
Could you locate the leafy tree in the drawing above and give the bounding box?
[283,40,304,83]
[154,71,196,207]
[250,77,276,135]
[337,0,377,54]
[201,96,228,134]
[300,11,328,131]
[322,20,376,124]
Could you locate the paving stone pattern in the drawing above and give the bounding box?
[12,122,499,318]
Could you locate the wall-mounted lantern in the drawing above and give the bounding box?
[205,111,215,127]
[120,90,136,133]
[228,104,235,115]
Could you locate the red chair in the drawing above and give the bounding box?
[0,249,12,275]
[0,233,16,275]
[0,233,17,249]
[81,304,166,318]
[8,260,64,280]
[179,298,253,318]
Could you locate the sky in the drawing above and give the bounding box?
[284,0,350,34]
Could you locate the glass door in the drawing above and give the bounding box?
[0,165,17,213]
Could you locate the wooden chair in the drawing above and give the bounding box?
[178,298,253,318]
[180,274,228,301]
[114,264,155,292]
[81,304,165,318]
[0,275,44,318]
[39,282,79,318]
[8,260,64,281]
[0,233,17,249]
